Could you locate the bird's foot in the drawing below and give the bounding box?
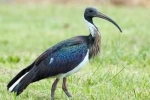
[64,90,72,97]
[50,97,54,100]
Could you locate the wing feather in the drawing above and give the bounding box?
[31,36,88,82]
[34,36,85,65]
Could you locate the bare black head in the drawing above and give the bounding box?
[84,7,122,33]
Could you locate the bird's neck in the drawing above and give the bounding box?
[84,18,99,37]
[84,18,101,59]
[88,33,101,59]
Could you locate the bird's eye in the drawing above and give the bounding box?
[89,10,93,13]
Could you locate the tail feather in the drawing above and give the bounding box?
[12,71,35,95]
[7,62,35,95]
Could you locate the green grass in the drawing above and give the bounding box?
[0,3,150,100]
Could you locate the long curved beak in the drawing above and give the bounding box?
[97,12,122,33]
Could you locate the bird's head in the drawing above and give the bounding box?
[84,7,122,33]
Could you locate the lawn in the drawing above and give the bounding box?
[0,3,150,100]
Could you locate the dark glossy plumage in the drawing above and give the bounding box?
[7,35,100,95]
[32,36,89,81]
[7,7,122,100]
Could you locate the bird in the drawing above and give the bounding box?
[7,7,122,100]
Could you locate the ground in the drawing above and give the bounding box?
[0,4,150,100]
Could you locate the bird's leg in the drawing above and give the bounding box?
[62,77,72,97]
[51,78,59,100]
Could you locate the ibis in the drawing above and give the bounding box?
[7,7,122,100]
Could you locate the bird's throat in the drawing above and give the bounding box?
[84,19,98,37]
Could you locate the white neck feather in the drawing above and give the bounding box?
[84,19,98,37]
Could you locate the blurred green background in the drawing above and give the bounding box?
[0,0,150,100]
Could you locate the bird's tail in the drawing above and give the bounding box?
[7,62,35,95]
